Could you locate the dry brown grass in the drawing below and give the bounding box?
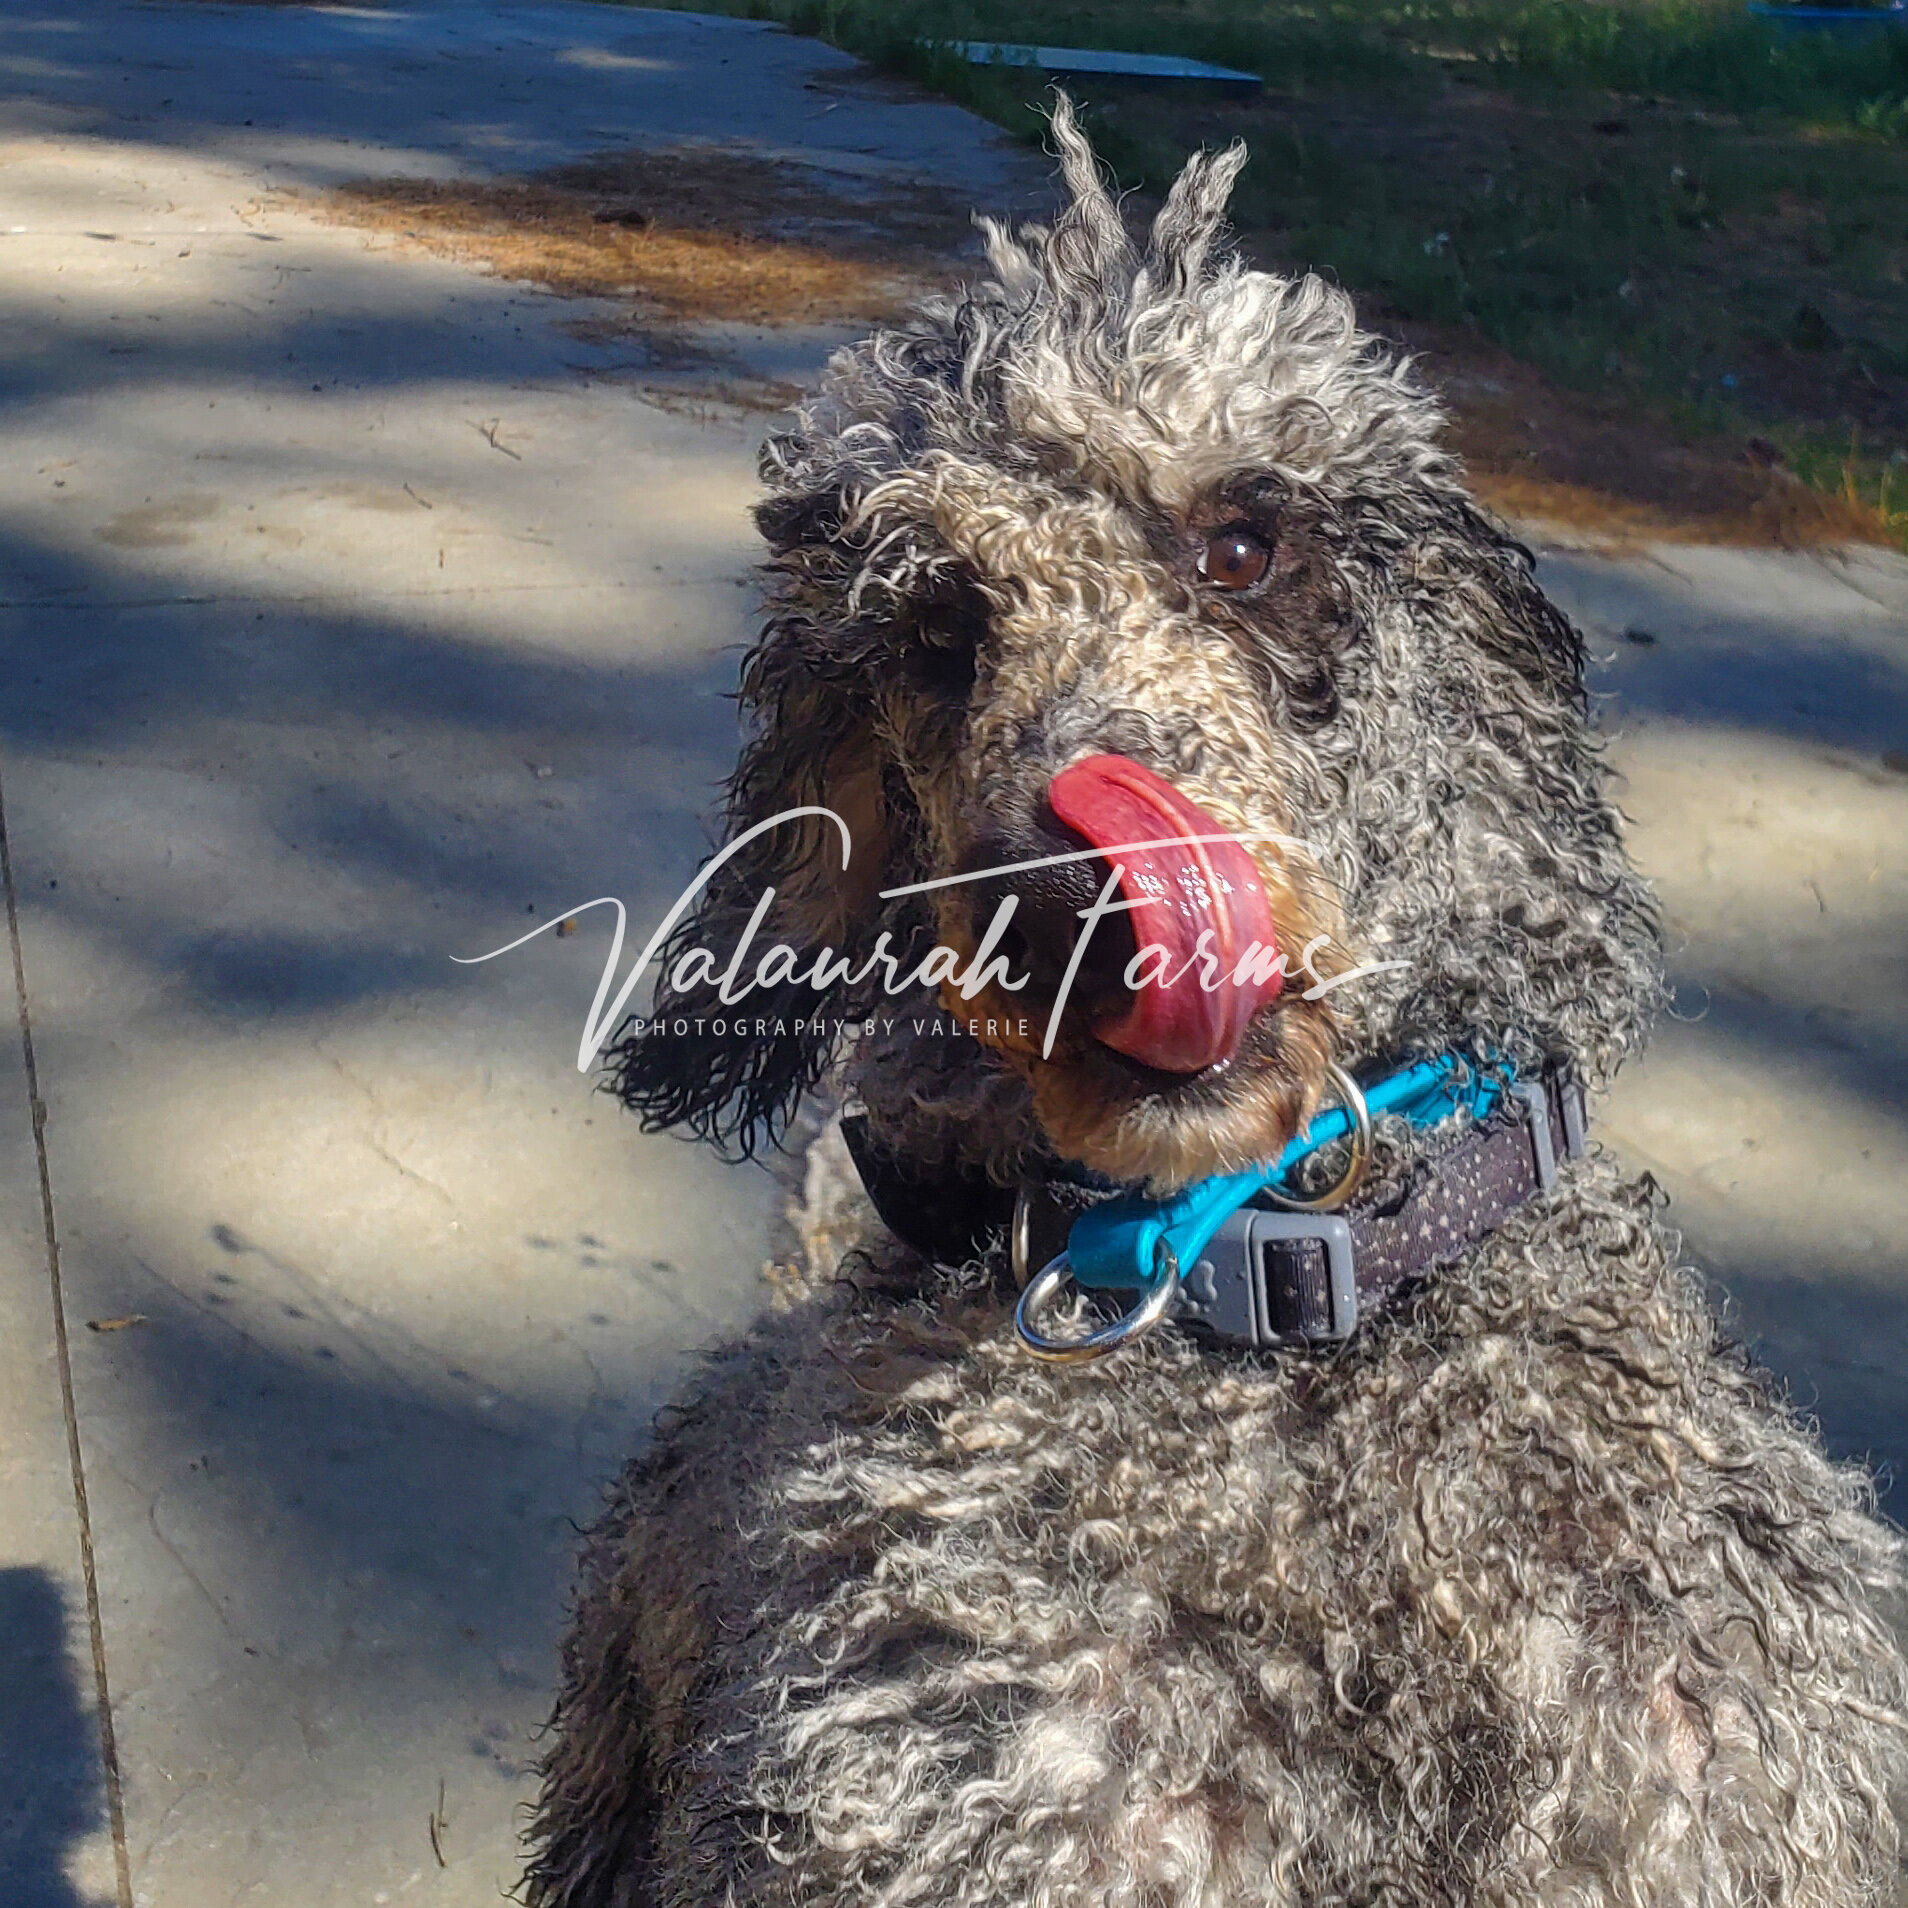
[316,148,977,328]
[1418,338,1888,549]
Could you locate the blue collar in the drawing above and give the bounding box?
[1067,1053,1516,1290]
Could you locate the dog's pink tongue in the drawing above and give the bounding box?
[1048,754,1282,1074]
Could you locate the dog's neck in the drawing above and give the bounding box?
[843,1053,1587,1355]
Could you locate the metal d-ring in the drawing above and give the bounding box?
[1013,1237,1179,1363]
[1257,1060,1373,1213]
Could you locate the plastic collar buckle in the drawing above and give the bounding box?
[1175,1209,1358,1347]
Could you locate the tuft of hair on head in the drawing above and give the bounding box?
[1039,93,1132,330]
[976,94,1253,336]
[1142,135,1250,301]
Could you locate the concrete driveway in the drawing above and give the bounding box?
[1552,543,1908,1475]
[0,5,1902,1906]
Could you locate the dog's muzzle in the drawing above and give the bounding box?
[962,753,1287,1074]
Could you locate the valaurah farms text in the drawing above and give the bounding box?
[453,806,1406,1066]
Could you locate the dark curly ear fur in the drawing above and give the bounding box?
[1339,484,1663,1084]
[1422,496,1588,702]
[600,882,844,1160]
[603,491,916,1158]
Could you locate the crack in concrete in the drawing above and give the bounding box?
[319,1042,461,1216]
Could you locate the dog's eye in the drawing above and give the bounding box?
[1198,526,1272,592]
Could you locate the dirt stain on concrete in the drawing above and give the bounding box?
[95,492,222,548]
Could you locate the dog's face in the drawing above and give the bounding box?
[809,451,1358,1189]
[614,108,1659,1193]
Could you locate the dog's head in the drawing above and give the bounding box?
[612,102,1660,1192]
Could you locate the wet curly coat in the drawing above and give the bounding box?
[523,107,1908,1908]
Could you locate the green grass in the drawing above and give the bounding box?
[686,0,1908,130]
[1786,432,1908,537]
[631,0,1908,542]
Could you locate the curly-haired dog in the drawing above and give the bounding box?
[523,107,1908,1908]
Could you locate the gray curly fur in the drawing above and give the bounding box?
[531,102,1908,1908]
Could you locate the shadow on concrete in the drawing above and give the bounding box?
[0,0,1038,255]
[1560,546,1908,763]
[1662,966,1908,1140]
[1594,626,1908,761]
[66,1214,702,1810]
[0,473,762,1872]
[1708,1256,1908,1495]
[0,352,759,1872]
[0,1567,109,1908]
[0,506,743,1027]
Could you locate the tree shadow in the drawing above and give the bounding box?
[0,508,745,1029]
[0,1567,110,1908]
[1553,544,1908,760]
[0,0,1037,213]
[51,1206,740,1886]
[0,263,767,1880]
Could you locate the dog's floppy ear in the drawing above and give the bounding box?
[605,487,905,1159]
[1378,493,1664,1082]
[1406,492,1587,700]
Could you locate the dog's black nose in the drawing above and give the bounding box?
[962,810,1137,1019]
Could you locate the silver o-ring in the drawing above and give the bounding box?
[1257,1060,1373,1213]
[1013,1238,1179,1363]
[1010,1187,1036,1289]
